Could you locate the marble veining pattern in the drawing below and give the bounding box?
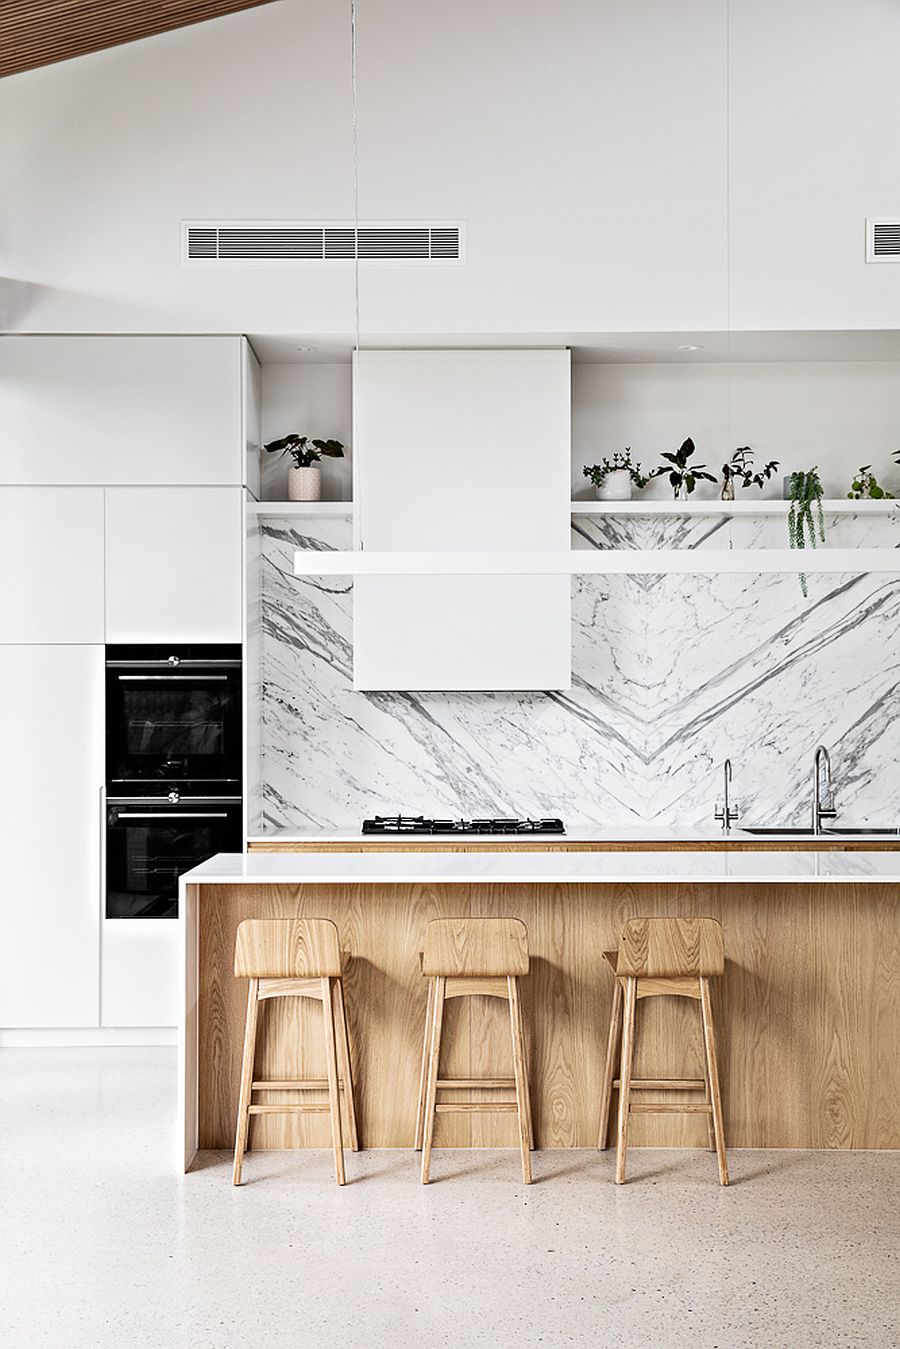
[259,514,900,830]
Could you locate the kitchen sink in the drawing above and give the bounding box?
[742,826,900,836]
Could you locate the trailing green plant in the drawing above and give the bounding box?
[264,434,345,469]
[721,446,779,491]
[847,464,894,500]
[582,448,648,490]
[650,437,716,498]
[787,467,825,598]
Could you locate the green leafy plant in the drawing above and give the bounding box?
[787,467,825,598]
[847,465,894,500]
[264,434,345,469]
[582,448,648,490]
[721,446,780,491]
[650,437,716,498]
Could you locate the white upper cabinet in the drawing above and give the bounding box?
[0,645,103,1028]
[0,336,244,486]
[0,487,103,642]
[354,349,571,690]
[105,487,243,643]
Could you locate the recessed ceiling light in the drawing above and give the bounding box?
[677,344,704,352]
[294,345,316,352]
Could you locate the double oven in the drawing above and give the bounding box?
[105,645,243,919]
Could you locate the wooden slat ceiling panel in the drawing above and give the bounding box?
[0,1,279,78]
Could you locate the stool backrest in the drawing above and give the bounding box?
[234,918,342,978]
[422,917,529,977]
[616,917,724,978]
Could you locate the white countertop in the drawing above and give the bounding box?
[181,849,900,886]
[246,826,899,845]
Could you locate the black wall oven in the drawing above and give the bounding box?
[105,645,242,919]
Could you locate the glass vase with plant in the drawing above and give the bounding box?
[650,437,716,500]
[264,434,345,503]
[583,449,648,501]
[787,467,825,597]
[720,446,780,501]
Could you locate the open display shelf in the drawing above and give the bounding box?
[570,498,900,516]
[247,501,354,517]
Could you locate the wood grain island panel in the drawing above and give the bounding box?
[182,877,900,1167]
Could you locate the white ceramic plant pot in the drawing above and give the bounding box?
[595,469,633,501]
[288,465,322,502]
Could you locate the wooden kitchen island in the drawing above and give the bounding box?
[179,848,900,1170]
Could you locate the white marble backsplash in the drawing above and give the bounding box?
[258,512,900,831]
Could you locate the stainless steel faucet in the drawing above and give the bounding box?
[811,745,837,834]
[714,758,740,832]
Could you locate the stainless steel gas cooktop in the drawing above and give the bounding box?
[361,815,565,835]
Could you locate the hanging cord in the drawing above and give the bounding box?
[349,0,361,543]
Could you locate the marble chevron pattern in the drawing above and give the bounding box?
[258,512,900,831]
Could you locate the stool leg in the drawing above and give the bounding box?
[232,978,259,1186]
[700,1023,717,1152]
[333,977,359,1152]
[414,976,436,1150]
[321,976,346,1185]
[699,977,729,1186]
[517,990,535,1152]
[420,975,445,1184]
[598,976,623,1150]
[507,976,533,1185]
[615,976,637,1184]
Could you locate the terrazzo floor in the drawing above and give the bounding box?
[3,1047,899,1349]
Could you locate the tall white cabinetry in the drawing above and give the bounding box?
[354,349,571,691]
[0,647,104,1027]
[0,334,255,1036]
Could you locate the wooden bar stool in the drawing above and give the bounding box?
[598,917,728,1186]
[415,917,533,1184]
[232,918,358,1187]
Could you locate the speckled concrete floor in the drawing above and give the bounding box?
[3,1048,899,1349]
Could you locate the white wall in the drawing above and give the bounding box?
[4,0,900,335]
[572,361,900,499]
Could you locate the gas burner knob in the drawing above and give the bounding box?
[167,655,180,666]
[167,790,180,804]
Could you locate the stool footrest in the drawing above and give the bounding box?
[248,1104,332,1115]
[251,1079,347,1091]
[436,1078,516,1090]
[434,1103,520,1114]
[629,1103,713,1115]
[613,1078,705,1091]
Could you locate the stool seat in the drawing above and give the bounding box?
[599,917,728,1186]
[232,918,358,1186]
[416,918,533,1184]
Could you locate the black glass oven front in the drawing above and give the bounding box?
[106,797,242,919]
[105,644,241,792]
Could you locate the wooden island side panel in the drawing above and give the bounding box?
[193,881,900,1154]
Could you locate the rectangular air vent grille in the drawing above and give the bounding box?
[866,218,900,262]
[183,221,464,263]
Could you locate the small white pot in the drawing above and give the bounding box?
[595,469,633,501]
[288,465,322,502]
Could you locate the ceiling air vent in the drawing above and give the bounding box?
[183,221,464,264]
[866,218,900,262]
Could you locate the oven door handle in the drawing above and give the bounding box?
[115,675,229,682]
[113,811,230,820]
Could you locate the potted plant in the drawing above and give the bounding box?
[264,434,345,502]
[847,464,895,500]
[787,466,825,597]
[650,437,716,500]
[720,446,780,500]
[582,449,648,501]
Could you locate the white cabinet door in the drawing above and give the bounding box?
[102,921,178,1028]
[0,646,102,1027]
[354,349,571,690]
[0,336,243,486]
[105,487,243,643]
[0,488,103,643]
